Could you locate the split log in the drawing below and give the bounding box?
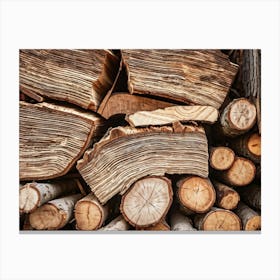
[194,207,241,231]
[77,123,209,204]
[234,202,261,230]
[237,184,261,210]
[212,180,240,210]
[170,211,197,231]
[20,49,120,111]
[140,221,170,231]
[220,98,256,137]
[19,180,80,213]
[209,146,235,170]
[120,176,173,228]
[122,50,238,109]
[99,215,130,231]
[20,101,105,180]
[176,176,216,213]
[126,105,219,127]
[75,193,109,230]
[29,193,83,230]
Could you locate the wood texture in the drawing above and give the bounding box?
[99,215,130,231]
[209,146,235,170]
[170,211,197,231]
[77,123,209,204]
[237,184,261,210]
[140,220,170,231]
[122,50,238,109]
[20,101,105,180]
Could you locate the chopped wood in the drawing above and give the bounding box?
[237,184,261,210]
[20,49,120,111]
[20,101,105,180]
[122,50,238,109]
[125,105,219,127]
[176,176,216,213]
[22,214,34,230]
[75,193,109,230]
[20,86,45,102]
[140,220,170,231]
[77,123,209,204]
[170,211,197,231]
[120,176,173,228]
[99,215,130,231]
[29,193,83,230]
[209,146,235,170]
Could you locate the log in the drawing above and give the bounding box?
[194,207,241,231]
[29,193,83,230]
[120,176,173,228]
[212,180,240,210]
[22,214,34,230]
[140,221,170,231]
[77,123,209,204]
[237,184,261,210]
[122,50,238,109]
[20,49,120,111]
[99,215,130,231]
[170,211,197,231]
[220,98,256,137]
[20,101,105,180]
[75,193,109,230]
[209,146,235,170]
[125,105,219,127]
[176,176,216,213]
[234,202,261,230]
[19,180,80,213]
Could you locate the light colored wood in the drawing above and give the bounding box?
[140,221,170,231]
[29,193,83,230]
[99,215,130,231]
[209,147,235,170]
[75,193,109,230]
[120,176,173,228]
[126,105,218,127]
[170,211,197,231]
[20,86,45,102]
[19,180,79,213]
[77,123,209,204]
[238,184,261,210]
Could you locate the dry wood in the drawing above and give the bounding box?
[22,214,34,230]
[194,207,241,231]
[126,105,219,127]
[20,101,105,180]
[29,193,83,230]
[122,50,238,109]
[75,193,109,230]
[220,98,256,137]
[19,180,80,213]
[234,202,261,230]
[77,123,209,204]
[237,184,261,210]
[99,215,130,231]
[212,180,240,210]
[20,49,120,111]
[140,220,170,231]
[20,86,45,102]
[170,211,197,231]
[209,146,235,170]
[176,176,216,213]
[120,176,173,228]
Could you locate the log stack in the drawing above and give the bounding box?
[19,49,261,231]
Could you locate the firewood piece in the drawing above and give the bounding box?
[22,214,34,230]
[237,184,261,210]
[230,132,261,163]
[176,176,216,213]
[212,180,240,210]
[77,124,209,204]
[194,207,241,231]
[75,193,109,230]
[99,215,130,231]
[140,221,170,231]
[126,105,219,127]
[19,180,79,213]
[20,49,120,111]
[218,157,256,187]
[209,146,235,170]
[220,98,256,137]
[234,202,261,230]
[122,50,238,109]
[98,92,175,119]
[20,86,45,102]
[20,101,105,181]
[120,176,173,228]
[170,211,197,231]
[29,194,83,230]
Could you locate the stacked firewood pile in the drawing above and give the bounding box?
[19,49,261,231]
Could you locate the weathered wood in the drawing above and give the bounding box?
[140,220,170,231]
[20,49,120,111]
[176,176,216,213]
[29,194,83,230]
[194,207,241,231]
[20,86,45,102]
[75,193,109,230]
[120,176,173,228]
[170,211,197,231]
[126,105,219,127]
[99,215,130,231]
[122,50,238,109]
[212,180,240,210]
[237,184,261,210]
[20,101,105,180]
[234,202,261,230]
[77,123,209,204]
[209,146,235,170]
[19,180,80,213]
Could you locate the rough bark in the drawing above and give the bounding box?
[237,184,261,210]
[170,211,197,231]
[209,146,235,170]
[99,215,130,231]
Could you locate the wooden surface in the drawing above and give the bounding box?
[237,184,261,210]
[170,211,197,231]
[99,215,130,231]
[209,147,235,170]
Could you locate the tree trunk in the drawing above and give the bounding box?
[99,215,130,231]
[170,211,197,231]
[237,184,261,210]
[209,146,235,170]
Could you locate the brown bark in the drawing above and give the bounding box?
[209,146,235,170]
[140,221,170,231]
[237,184,261,210]
[99,215,130,231]
[170,211,197,231]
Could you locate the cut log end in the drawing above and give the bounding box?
[141,221,170,231]
[19,185,40,213]
[220,191,240,210]
[245,215,261,231]
[210,147,235,170]
[248,133,261,157]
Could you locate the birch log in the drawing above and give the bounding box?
[170,211,197,231]
[99,215,130,231]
